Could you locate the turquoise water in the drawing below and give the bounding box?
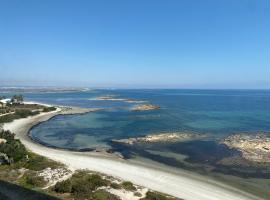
[3,89,270,177]
[25,89,270,150]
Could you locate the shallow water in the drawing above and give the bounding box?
[2,89,270,197]
[23,89,270,150]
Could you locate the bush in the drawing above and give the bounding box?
[0,109,39,123]
[0,114,16,123]
[54,171,110,199]
[42,107,56,112]
[26,174,46,187]
[71,171,108,191]
[134,192,142,197]
[141,191,176,200]
[92,190,120,200]
[54,179,72,193]
[121,181,136,191]
[0,130,15,142]
[15,109,34,118]
[0,131,27,163]
[86,174,108,190]
[110,182,121,189]
[19,171,47,188]
[71,179,92,198]
[24,152,62,171]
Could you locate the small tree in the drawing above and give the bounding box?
[11,94,24,104]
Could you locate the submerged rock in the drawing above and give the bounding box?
[222,133,270,163]
[130,104,160,111]
[111,132,203,145]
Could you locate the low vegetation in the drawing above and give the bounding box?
[121,181,136,191]
[24,152,63,171]
[54,179,72,193]
[53,171,110,199]
[0,130,27,163]
[142,191,179,200]
[110,182,121,189]
[92,190,120,200]
[43,106,57,112]
[0,130,62,188]
[18,171,47,188]
[0,109,39,123]
[0,94,57,123]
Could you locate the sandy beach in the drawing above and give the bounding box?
[2,105,264,200]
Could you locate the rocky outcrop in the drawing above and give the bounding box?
[222,133,270,163]
[112,132,203,145]
[130,104,160,111]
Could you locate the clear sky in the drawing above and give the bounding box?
[0,0,270,89]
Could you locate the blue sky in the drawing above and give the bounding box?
[0,0,270,88]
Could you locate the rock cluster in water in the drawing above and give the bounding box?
[222,133,270,163]
[130,104,160,111]
[111,132,202,145]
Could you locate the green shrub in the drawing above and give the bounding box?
[0,130,15,141]
[121,181,136,191]
[86,174,109,190]
[0,131,27,163]
[141,191,176,200]
[71,171,108,191]
[92,190,120,200]
[24,152,62,171]
[0,114,16,123]
[0,109,40,123]
[53,171,111,199]
[26,174,46,187]
[71,179,92,194]
[43,107,56,112]
[19,171,47,188]
[15,109,33,118]
[110,182,121,189]
[134,192,142,197]
[54,179,72,193]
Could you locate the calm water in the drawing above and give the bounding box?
[23,89,270,150]
[3,89,270,194]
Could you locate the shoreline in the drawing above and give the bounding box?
[1,104,264,200]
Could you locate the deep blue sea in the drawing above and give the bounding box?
[13,89,270,150]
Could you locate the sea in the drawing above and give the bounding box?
[2,89,270,180]
[2,88,270,198]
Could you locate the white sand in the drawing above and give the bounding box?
[2,108,264,200]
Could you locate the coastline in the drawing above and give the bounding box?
[1,104,264,200]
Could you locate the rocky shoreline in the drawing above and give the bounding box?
[222,133,270,163]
